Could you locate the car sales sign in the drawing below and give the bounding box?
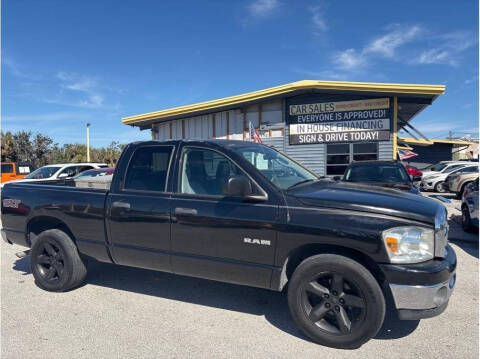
[288,98,391,145]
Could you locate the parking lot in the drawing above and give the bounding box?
[1,192,478,359]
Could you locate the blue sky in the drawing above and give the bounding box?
[2,0,478,146]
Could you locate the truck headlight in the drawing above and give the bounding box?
[382,226,434,263]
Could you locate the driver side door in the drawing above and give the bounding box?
[170,145,279,289]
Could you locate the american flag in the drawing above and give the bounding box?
[398,149,418,161]
[249,121,263,144]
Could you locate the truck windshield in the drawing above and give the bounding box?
[25,166,61,179]
[231,144,317,190]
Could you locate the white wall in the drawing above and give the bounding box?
[152,99,284,141]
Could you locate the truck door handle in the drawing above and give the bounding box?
[174,207,197,216]
[112,201,131,210]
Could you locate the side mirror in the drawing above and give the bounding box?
[412,176,422,182]
[333,176,341,181]
[58,173,69,178]
[226,176,252,197]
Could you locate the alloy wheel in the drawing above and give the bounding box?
[35,240,65,283]
[301,272,366,334]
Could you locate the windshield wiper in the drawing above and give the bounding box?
[287,178,316,190]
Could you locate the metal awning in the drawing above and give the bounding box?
[397,137,474,147]
[122,80,445,130]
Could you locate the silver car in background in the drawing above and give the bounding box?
[421,162,476,193]
[461,178,479,232]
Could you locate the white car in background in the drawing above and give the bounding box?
[421,162,478,192]
[1,163,108,188]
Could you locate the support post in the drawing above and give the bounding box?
[86,123,91,162]
[392,97,398,160]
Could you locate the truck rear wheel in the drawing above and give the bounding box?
[30,229,87,292]
[287,254,385,349]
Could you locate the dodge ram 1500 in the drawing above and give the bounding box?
[1,140,456,348]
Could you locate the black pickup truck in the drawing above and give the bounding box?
[1,140,455,349]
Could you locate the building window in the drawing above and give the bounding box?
[326,144,350,175]
[326,142,378,176]
[353,143,378,161]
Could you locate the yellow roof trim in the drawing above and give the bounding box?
[398,137,474,146]
[397,145,414,150]
[122,80,446,125]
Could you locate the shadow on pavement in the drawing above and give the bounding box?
[449,238,479,259]
[12,255,419,345]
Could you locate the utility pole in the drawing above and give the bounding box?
[448,130,453,140]
[86,123,91,162]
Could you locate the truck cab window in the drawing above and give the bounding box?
[124,146,172,192]
[180,148,244,196]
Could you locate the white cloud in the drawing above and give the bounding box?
[464,75,478,85]
[413,31,477,66]
[4,57,42,80]
[329,25,475,72]
[55,72,107,108]
[328,25,421,72]
[364,25,421,57]
[248,0,278,17]
[333,49,366,71]
[416,48,454,65]
[309,4,327,32]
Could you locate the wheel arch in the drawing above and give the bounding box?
[276,243,385,292]
[460,180,473,194]
[26,216,76,247]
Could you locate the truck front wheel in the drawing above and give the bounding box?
[287,254,385,349]
[30,229,87,292]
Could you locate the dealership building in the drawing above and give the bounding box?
[122,80,446,176]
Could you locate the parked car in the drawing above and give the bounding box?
[73,167,115,179]
[461,178,479,232]
[421,163,477,193]
[73,167,115,190]
[443,168,479,198]
[1,162,32,183]
[1,140,455,349]
[422,161,469,175]
[1,163,108,188]
[340,160,421,194]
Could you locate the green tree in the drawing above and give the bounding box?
[32,133,54,167]
[2,130,126,168]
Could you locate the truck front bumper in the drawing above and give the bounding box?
[380,244,456,320]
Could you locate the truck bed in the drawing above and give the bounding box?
[1,182,111,262]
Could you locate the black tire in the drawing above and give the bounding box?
[457,182,472,199]
[435,181,445,193]
[30,229,87,292]
[462,205,473,232]
[287,254,385,349]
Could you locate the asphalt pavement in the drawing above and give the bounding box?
[1,192,478,358]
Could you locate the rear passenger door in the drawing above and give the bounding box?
[106,145,174,272]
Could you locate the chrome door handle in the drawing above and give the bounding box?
[112,201,131,210]
[174,207,197,216]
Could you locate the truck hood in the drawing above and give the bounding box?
[287,180,442,224]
